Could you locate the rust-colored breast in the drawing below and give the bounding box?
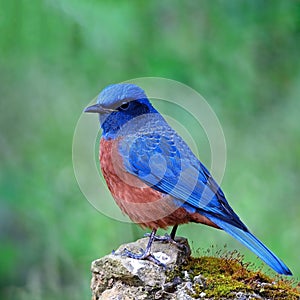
[99,138,218,230]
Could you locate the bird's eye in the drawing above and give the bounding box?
[120,102,130,110]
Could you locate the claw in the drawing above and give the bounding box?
[113,227,185,268]
[122,246,166,268]
[144,227,188,254]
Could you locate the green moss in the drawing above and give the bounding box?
[166,251,300,299]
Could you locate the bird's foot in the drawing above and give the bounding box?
[114,229,166,267]
[121,247,166,268]
[144,232,189,254]
[144,232,173,243]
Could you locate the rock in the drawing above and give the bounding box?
[90,237,300,300]
[91,237,190,300]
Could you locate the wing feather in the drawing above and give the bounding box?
[119,132,246,230]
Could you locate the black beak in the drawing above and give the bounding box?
[84,103,116,114]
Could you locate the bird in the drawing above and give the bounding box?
[84,83,292,275]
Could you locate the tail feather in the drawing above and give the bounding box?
[207,215,292,275]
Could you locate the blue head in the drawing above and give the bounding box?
[84,83,157,139]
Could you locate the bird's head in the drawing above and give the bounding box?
[84,83,157,138]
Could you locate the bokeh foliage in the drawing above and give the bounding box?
[1,1,299,299]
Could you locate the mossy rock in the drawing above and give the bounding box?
[91,238,299,300]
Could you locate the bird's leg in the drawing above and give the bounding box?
[170,224,178,240]
[144,225,178,242]
[144,225,188,253]
[122,229,165,266]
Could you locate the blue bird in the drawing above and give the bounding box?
[84,83,292,275]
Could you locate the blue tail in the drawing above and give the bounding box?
[207,215,292,275]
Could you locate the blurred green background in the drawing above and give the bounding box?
[1,0,300,299]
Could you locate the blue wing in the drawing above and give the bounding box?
[118,128,292,275]
[119,131,246,231]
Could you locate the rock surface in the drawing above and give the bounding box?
[91,237,190,300]
[90,237,299,300]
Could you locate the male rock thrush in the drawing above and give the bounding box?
[84,83,292,275]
